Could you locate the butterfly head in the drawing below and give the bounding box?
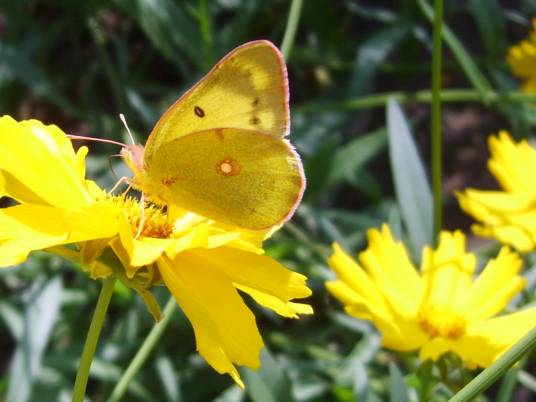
[121,144,146,180]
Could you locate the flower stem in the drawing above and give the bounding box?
[280,0,303,59]
[72,276,116,402]
[431,0,444,242]
[107,297,177,402]
[448,325,536,402]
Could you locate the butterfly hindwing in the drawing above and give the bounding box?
[143,128,304,230]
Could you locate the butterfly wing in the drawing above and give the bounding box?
[144,40,289,167]
[142,128,304,230]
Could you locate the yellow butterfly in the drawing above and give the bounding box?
[122,40,305,230]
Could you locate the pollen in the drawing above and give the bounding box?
[418,305,467,339]
[118,197,173,239]
[217,158,241,176]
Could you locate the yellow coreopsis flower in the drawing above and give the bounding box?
[456,131,536,252]
[507,18,536,91]
[326,224,536,368]
[0,115,313,387]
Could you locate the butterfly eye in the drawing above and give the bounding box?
[194,106,205,117]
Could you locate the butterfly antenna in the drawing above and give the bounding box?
[119,113,136,145]
[67,134,126,148]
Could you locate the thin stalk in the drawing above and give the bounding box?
[280,0,304,59]
[198,0,214,68]
[431,0,443,242]
[72,277,116,402]
[448,325,536,402]
[296,89,536,113]
[107,297,177,402]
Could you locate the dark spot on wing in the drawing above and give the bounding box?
[194,106,205,117]
[162,176,178,186]
[250,116,260,126]
[252,98,259,106]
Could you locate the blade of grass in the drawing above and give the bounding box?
[430,0,444,241]
[280,0,304,59]
[198,0,214,68]
[387,98,433,255]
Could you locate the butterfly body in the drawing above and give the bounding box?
[123,40,305,230]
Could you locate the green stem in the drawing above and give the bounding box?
[198,0,213,68]
[297,89,536,113]
[449,325,536,402]
[107,297,177,402]
[72,277,116,402]
[417,0,492,101]
[431,0,443,242]
[280,0,304,59]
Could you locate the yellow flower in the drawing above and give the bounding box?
[507,18,536,91]
[456,131,536,252]
[0,115,313,387]
[326,224,536,368]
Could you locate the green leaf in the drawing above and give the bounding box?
[115,0,203,72]
[389,362,409,402]
[0,44,80,116]
[155,356,181,402]
[386,98,433,254]
[328,128,387,186]
[468,0,506,60]
[349,25,409,96]
[7,276,63,402]
[242,348,293,402]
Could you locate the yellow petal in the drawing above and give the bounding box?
[419,336,496,368]
[359,225,424,318]
[420,231,475,315]
[0,205,67,266]
[487,132,536,195]
[328,242,387,310]
[420,307,536,368]
[464,247,525,321]
[472,223,536,253]
[183,247,312,318]
[0,116,92,207]
[131,237,171,267]
[325,280,365,309]
[0,202,118,267]
[158,254,264,387]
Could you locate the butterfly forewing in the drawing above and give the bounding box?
[144,40,289,166]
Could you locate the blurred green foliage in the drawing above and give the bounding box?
[2,1,536,401]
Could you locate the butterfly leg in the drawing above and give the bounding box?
[134,192,146,240]
[109,176,132,195]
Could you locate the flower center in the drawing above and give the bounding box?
[120,197,173,238]
[417,304,467,339]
